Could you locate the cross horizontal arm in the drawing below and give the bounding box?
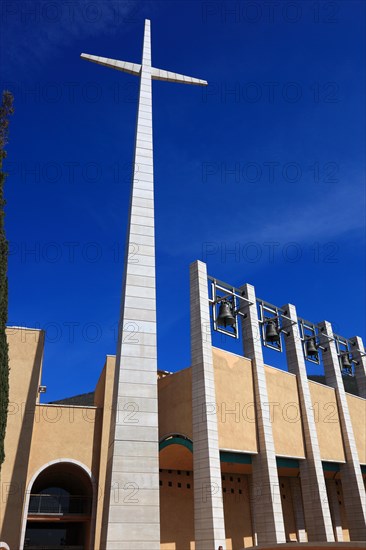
[151,67,207,86]
[80,54,141,76]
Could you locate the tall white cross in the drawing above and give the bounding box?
[81,19,207,549]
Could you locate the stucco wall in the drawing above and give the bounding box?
[265,365,305,458]
[93,356,115,549]
[160,469,255,549]
[160,469,195,550]
[0,328,103,550]
[157,348,355,465]
[213,347,257,453]
[346,393,366,464]
[22,404,102,548]
[279,476,298,541]
[158,367,192,440]
[27,404,101,478]
[0,328,44,550]
[222,473,254,548]
[308,381,346,462]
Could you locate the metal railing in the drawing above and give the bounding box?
[28,494,91,515]
[25,546,84,550]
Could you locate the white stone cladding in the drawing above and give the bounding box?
[349,336,366,399]
[320,321,366,541]
[240,284,286,544]
[282,304,334,542]
[190,260,226,550]
[103,20,160,550]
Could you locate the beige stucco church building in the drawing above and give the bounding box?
[1,294,365,549]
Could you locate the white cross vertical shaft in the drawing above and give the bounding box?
[107,20,159,550]
[81,19,207,550]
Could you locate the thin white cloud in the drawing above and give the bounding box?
[243,187,364,245]
[158,179,365,259]
[1,0,142,77]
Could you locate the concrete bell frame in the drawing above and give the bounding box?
[19,458,97,550]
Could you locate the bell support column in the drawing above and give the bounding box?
[349,335,366,399]
[190,260,226,550]
[240,283,286,544]
[282,303,334,542]
[319,321,366,540]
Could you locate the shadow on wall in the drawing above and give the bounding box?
[1,331,44,549]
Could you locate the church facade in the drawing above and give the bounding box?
[1,261,365,549]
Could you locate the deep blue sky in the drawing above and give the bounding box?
[1,0,365,402]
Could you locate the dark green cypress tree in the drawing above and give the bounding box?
[0,91,14,468]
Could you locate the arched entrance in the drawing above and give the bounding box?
[23,462,93,550]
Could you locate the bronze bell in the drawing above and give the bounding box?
[341,353,352,372]
[306,337,318,359]
[217,300,235,327]
[265,320,280,343]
